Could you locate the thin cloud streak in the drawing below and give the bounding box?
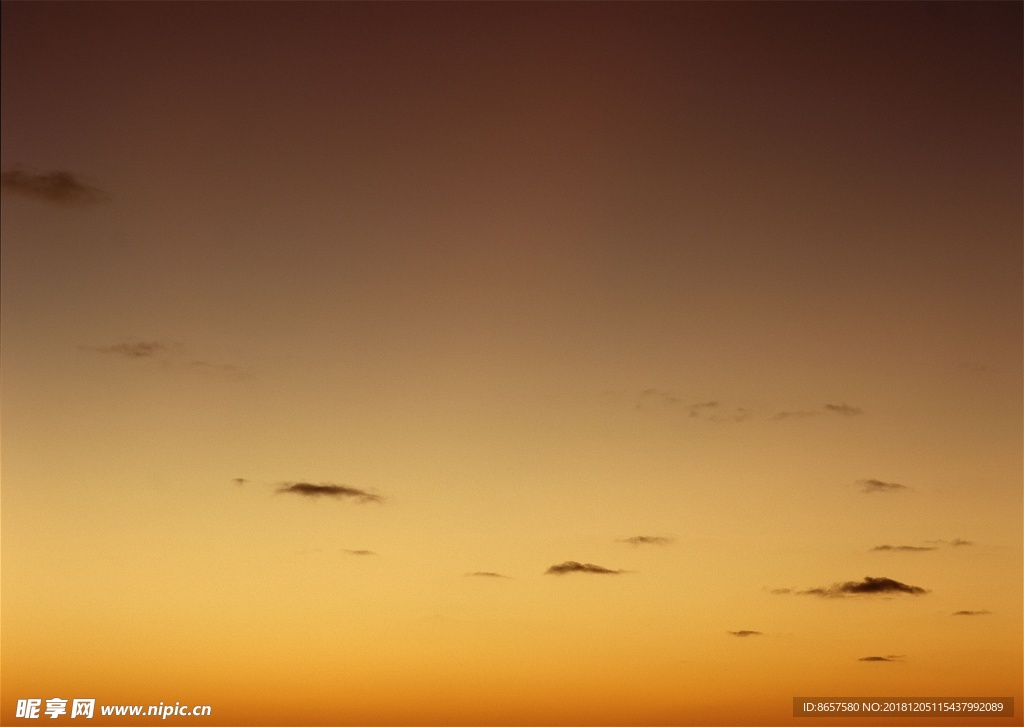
[824,403,863,415]
[276,482,383,503]
[858,655,904,662]
[465,572,510,578]
[728,630,763,637]
[84,341,169,358]
[872,545,936,552]
[545,561,624,575]
[952,610,991,616]
[619,536,674,546]
[860,479,909,494]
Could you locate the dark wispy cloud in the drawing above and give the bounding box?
[233,477,248,486]
[728,630,762,637]
[465,571,510,578]
[860,479,909,494]
[82,339,247,378]
[276,482,383,503]
[688,401,750,422]
[636,388,682,408]
[1,168,105,205]
[545,561,624,575]
[619,535,674,546]
[779,576,928,598]
[858,655,904,662]
[824,403,863,415]
[85,341,169,358]
[952,610,991,616]
[774,403,864,420]
[925,538,975,547]
[635,392,749,421]
[771,409,818,421]
[345,549,376,556]
[872,545,936,552]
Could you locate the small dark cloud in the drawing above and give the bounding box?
[772,410,818,421]
[635,388,681,410]
[689,401,750,422]
[233,477,248,486]
[1,167,105,205]
[769,588,793,595]
[465,571,510,578]
[545,561,624,575]
[952,610,991,616]
[619,535,674,546]
[872,545,936,552]
[825,403,863,416]
[782,576,928,598]
[728,630,762,637]
[858,655,904,662]
[925,538,974,547]
[860,479,908,494]
[276,482,383,503]
[85,341,168,358]
[345,549,376,556]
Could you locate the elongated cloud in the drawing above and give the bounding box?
[233,477,248,486]
[1,168,105,205]
[925,538,975,547]
[277,482,383,503]
[774,403,864,420]
[782,576,928,598]
[689,401,750,422]
[771,410,818,420]
[859,655,904,662]
[545,561,624,575]
[619,535,673,546]
[728,630,762,637]
[86,341,168,358]
[825,403,863,415]
[346,549,376,556]
[860,479,908,494]
[872,545,936,552]
[465,571,510,578]
[952,610,991,616]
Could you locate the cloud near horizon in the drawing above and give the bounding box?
[345,550,376,556]
[858,655,904,662]
[1,167,105,205]
[728,630,762,637]
[465,571,510,578]
[545,561,624,575]
[952,610,991,616]
[872,545,936,552]
[276,482,383,503]
[779,576,928,598]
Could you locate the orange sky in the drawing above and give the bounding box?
[2,3,1021,726]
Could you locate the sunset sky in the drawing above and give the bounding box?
[1,2,1021,726]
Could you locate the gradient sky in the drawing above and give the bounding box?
[2,3,1021,726]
